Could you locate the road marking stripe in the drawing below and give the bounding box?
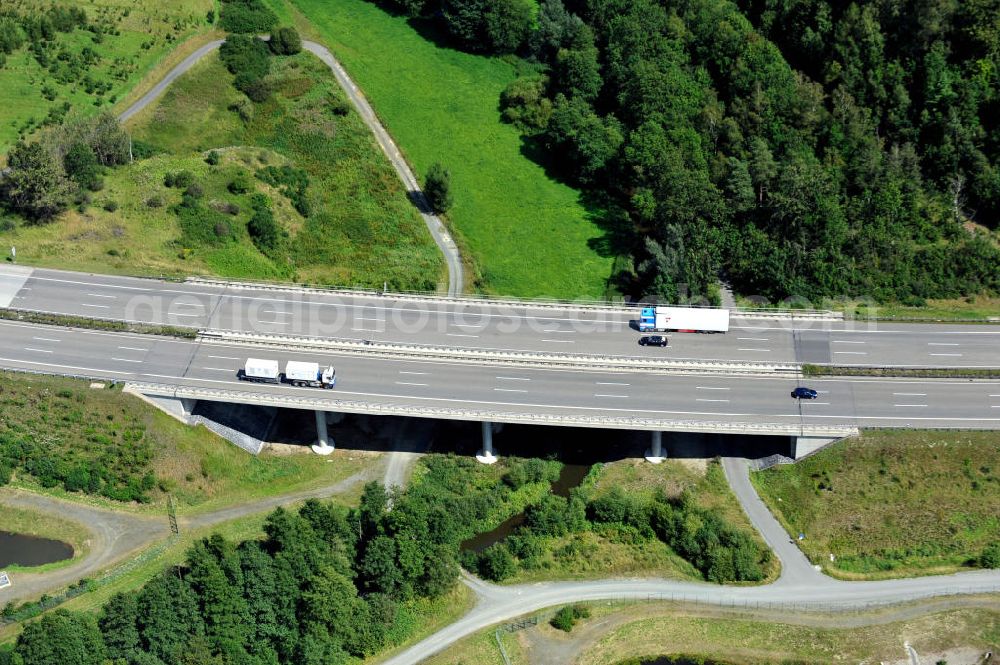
[111,357,142,363]
[32,337,61,342]
[356,316,381,321]
[929,353,963,356]
[208,355,240,360]
[594,394,628,398]
[352,327,377,332]
[399,371,428,375]
[81,303,110,309]
[117,346,146,351]
[23,347,53,353]
[170,313,202,318]
[832,340,865,344]
[696,398,729,402]
[893,392,927,396]
[542,329,574,334]
[737,337,769,341]
[86,293,117,299]
[203,367,232,372]
[696,386,730,390]
[497,376,530,381]
[927,342,960,346]
[596,382,629,386]
[894,404,927,407]
[447,333,479,338]
[738,348,770,352]
[494,388,527,393]
[833,351,868,355]
[804,402,830,405]
[171,301,203,308]
[395,381,428,387]
[541,339,575,343]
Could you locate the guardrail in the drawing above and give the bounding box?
[126,380,859,436]
[199,329,803,376]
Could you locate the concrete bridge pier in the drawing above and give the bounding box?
[645,431,666,464]
[792,434,842,459]
[476,421,498,465]
[312,411,335,456]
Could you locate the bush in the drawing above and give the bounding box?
[220,34,271,80]
[0,218,17,232]
[550,604,590,632]
[329,97,351,116]
[477,543,516,581]
[980,542,1000,568]
[164,171,194,189]
[247,206,280,252]
[146,195,164,208]
[102,200,118,212]
[424,162,453,213]
[229,98,254,122]
[228,174,253,194]
[218,0,277,34]
[205,150,220,166]
[269,26,302,55]
[184,183,204,199]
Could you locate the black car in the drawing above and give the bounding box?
[639,335,668,347]
[791,387,819,399]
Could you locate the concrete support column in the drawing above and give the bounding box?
[645,430,666,464]
[311,411,335,456]
[476,420,498,464]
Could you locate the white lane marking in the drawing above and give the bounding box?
[81,303,110,309]
[804,402,830,405]
[541,339,575,343]
[203,367,232,372]
[497,376,530,381]
[894,404,928,408]
[86,293,117,299]
[738,348,771,352]
[816,390,830,394]
[893,392,927,396]
[450,322,482,328]
[24,347,53,353]
[447,333,479,338]
[596,382,629,386]
[832,340,866,344]
[696,398,729,403]
[399,371,428,375]
[170,313,202,318]
[117,346,146,352]
[929,353,963,357]
[395,381,428,387]
[32,337,61,343]
[737,337,769,341]
[171,301,204,308]
[111,357,142,363]
[833,351,868,355]
[352,327,378,332]
[991,395,1000,397]
[696,386,730,390]
[356,316,381,321]
[208,355,240,360]
[928,342,960,346]
[494,388,528,393]
[594,393,628,398]
[542,329,575,334]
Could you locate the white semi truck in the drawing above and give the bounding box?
[638,306,730,333]
[239,359,336,389]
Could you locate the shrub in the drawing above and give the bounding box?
[220,34,271,80]
[205,150,220,166]
[247,206,280,252]
[980,542,1000,568]
[550,604,590,632]
[477,543,516,581]
[228,174,253,194]
[229,98,254,122]
[329,97,351,116]
[103,200,118,212]
[235,73,271,102]
[424,162,453,213]
[146,195,163,208]
[164,171,194,189]
[184,183,204,199]
[218,0,277,34]
[269,26,302,55]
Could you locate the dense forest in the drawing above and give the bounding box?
[370,0,1000,303]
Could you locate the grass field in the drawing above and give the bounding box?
[0,505,92,573]
[752,430,1000,578]
[3,50,444,288]
[0,0,213,152]
[265,0,619,298]
[0,372,379,515]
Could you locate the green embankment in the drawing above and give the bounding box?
[753,430,1000,579]
[267,0,618,299]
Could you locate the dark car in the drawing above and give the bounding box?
[639,335,668,347]
[791,387,819,399]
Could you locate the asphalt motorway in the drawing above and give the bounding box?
[1,319,998,430]
[4,266,1000,369]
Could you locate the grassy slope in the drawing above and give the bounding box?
[269,0,617,298]
[753,430,1000,578]
[0,0,213,152]
[0,372,377,515]
[6,50,443,287]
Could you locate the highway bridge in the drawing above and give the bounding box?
[1,265,998,460]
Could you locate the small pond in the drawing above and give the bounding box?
[461,463,590,553]
[0,531,74,567]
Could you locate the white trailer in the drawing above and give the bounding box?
[638,306,730,333]
[241,358,281,383]
[283,361,337,389]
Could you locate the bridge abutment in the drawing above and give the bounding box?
[476,420,498,464]
[792,434,843,459]
[645,430,666,464]
[312,411,335,456]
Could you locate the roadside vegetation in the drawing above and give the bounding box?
[2,43,443,288]
[460,457,774,585]
[0,0,214,152]
[753,430,1000,578]
[0,372,376,513]
[265,0,618,298]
